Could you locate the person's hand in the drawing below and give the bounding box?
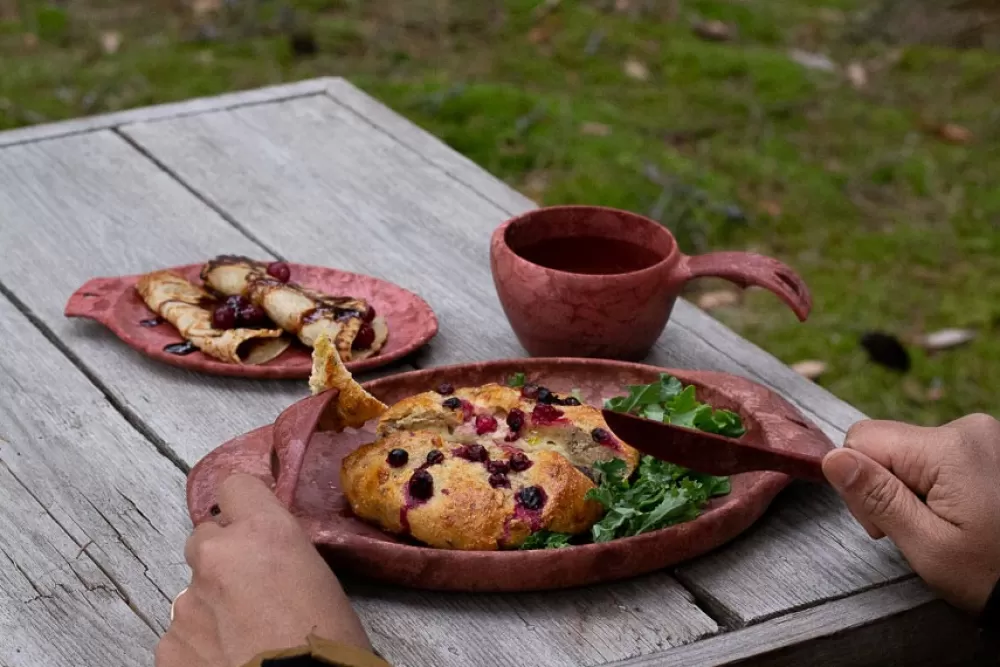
[156,474,372,667]
[822,413,1000,614]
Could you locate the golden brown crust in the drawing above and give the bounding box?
[342,383,640,550]
[309,333,387,431]
[340,433,602,550]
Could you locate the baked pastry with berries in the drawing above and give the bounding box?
[340,431,602,550]
[339,382,640,550]
[376,382,640,478]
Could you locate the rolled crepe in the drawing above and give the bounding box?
[135,270,290,365]
[199,255,268,297]
[201,256,388,362]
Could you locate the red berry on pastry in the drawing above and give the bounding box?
[488,473,511,489]
[237,303,267,327]
[475,414,498,435]
[266,261,291,283]
[211,305,237,330]
[352,323,376,350]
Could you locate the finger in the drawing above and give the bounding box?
[217,473,287,524]
[823,448,947,553]
[843,420,941,496]
[184,521,224,568]
[168,587,225,664]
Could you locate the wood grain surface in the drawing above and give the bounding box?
[0,292,190,665]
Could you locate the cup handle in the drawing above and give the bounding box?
[676,252,813,321]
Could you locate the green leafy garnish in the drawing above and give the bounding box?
[519,530,573,550]
[584,455,731,542]
[604,374,746,438]
[518,374,743,549]
[507,372,526,388]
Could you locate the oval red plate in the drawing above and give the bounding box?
[65,263,438,378]
[187,359,833,592]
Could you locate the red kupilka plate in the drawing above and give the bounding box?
[186,358,834,592]
[64,263,438,379]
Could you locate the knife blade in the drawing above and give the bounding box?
[601,409,828,484]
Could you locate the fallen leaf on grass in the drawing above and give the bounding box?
[696,290,739,311]
[580,122,611,136]
[191,0,222,17]
[693,20,733,42]
[22,33,38,49]
[521,170,550,201]
[789,49,836,72]
[846,62,867,89]
[758,200,782,217]
[791,360,827,380]
[528,26,549,44]
[818,8,845,23]
[902,378,945,403]
[919,328,976,351]
[623,59,649,81]
[100,31,122,55]
[860,331,911,372]
[932,123,973,144]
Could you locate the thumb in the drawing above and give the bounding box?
[823,448,942,551]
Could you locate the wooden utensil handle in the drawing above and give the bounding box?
[754,445,827,484]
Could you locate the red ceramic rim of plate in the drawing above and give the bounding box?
[64,262,438,378]
[187,358,834,592]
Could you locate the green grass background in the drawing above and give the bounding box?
[2,0,998,424]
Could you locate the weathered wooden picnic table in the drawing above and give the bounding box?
[0,77,989,667]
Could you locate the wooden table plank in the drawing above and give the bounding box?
[610,579,989,667]
[0,79,332,149]
[0,292,193,665]
[349,573,717,667]
[119,83,914,632]
[0,131,310,469]
[0,460,156,667]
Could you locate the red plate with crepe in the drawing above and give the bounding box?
[64,263,438,378]
[185,358,834,592]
